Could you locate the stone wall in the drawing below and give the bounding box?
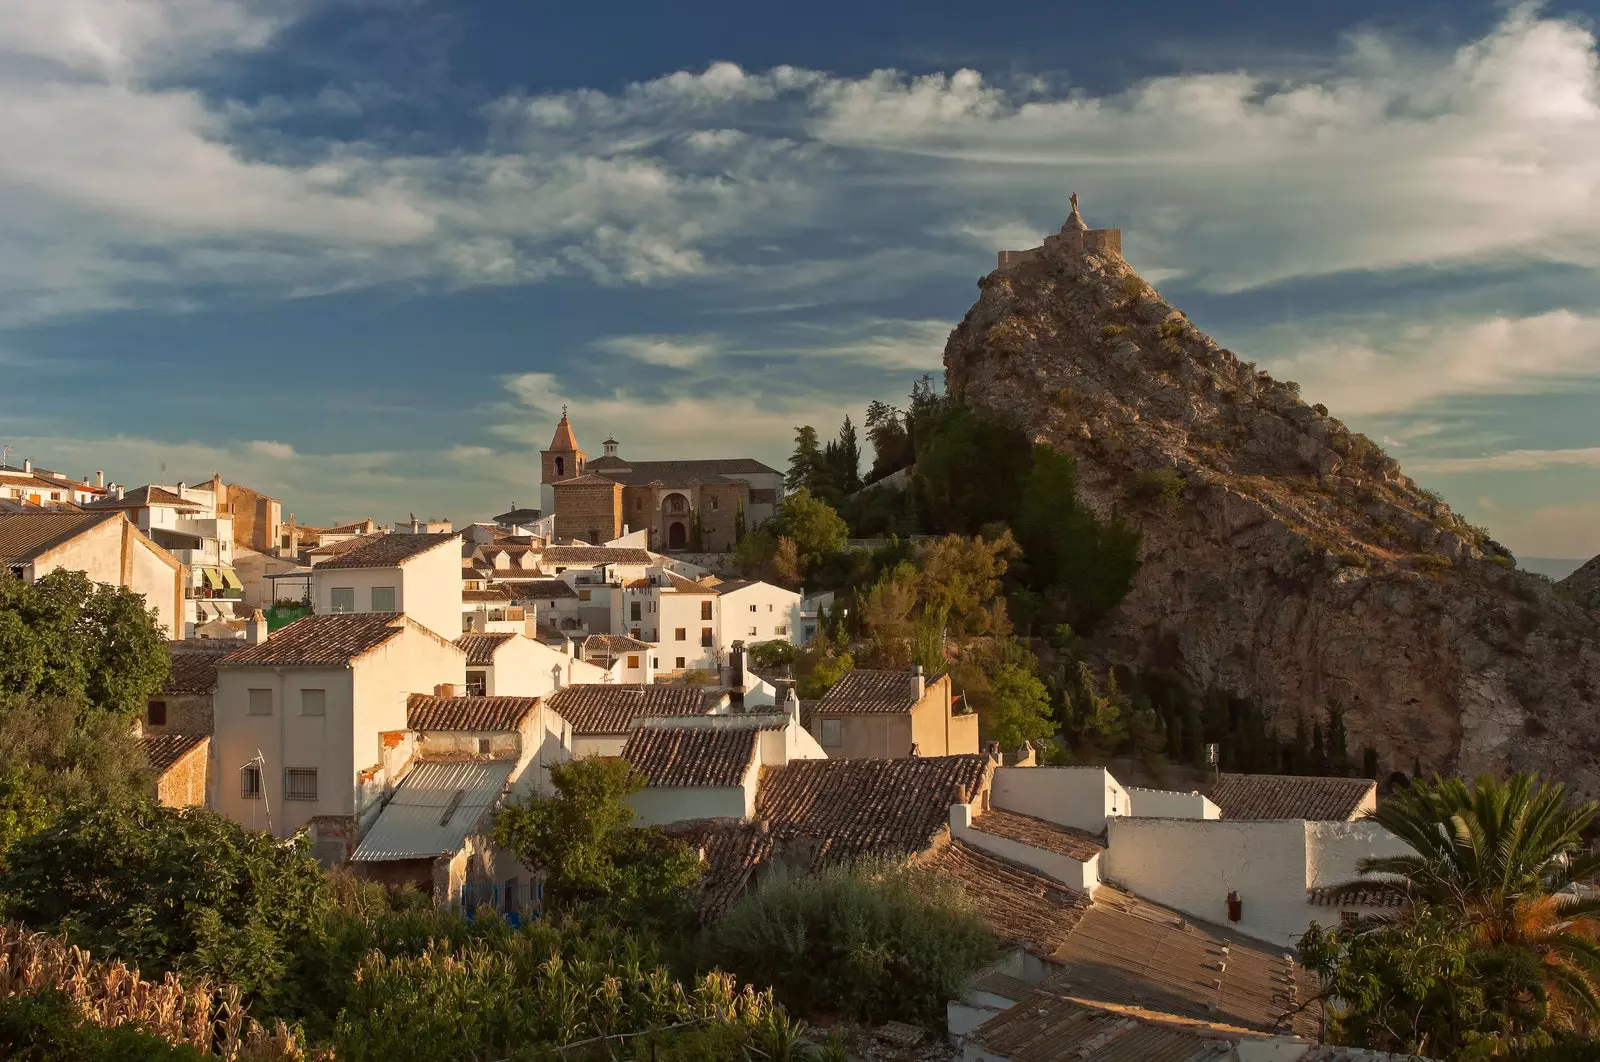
[144,691,213,735]
[552,481,621,543]
[153,739,209,808]
[998,227,1122,270]
[697,482,744,552]
[224,483,281,552]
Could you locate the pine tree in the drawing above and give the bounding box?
[734,499,746,545]
[1325,701,1351,775]
[788,425,822,491]
[1311,724,1329,774]
[1286,715,1310,774]
[1361,746,1380,780]
[836,415,863,494]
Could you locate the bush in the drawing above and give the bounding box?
[0,992,208,1062]
[1128,468,1183,514]
[1118,275,1146,300]
[706,861,998,1027]
[747,641,795,670]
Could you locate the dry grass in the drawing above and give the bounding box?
[0,922,311,1060]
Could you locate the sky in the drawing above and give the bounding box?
[2,1,1600,559]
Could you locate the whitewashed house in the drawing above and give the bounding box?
[311,531,461,640]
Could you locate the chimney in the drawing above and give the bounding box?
[983,740,1002,765]
[434,682,457,698]
[909,743,921,757]
[1226,891,1243,923]
[730,640,747,693]
[246,609,268,645]
[21,458,30,474]
[115,484,125,500]
[95,470,104,488]
[177,481,186,499]
[911,663,925,701]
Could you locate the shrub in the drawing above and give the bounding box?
[1100,323,1128,338]
[747,641,795,670]
[1129,468,1183,515]
[1117,275,1146,300]
[0,992,210,1062]
[1412,553,1453,573]
[706,861,999,1027]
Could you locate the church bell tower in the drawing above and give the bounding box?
[539,407,586,515]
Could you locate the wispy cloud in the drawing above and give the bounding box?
[1411,446,1600,474]
[247,439,295,460]
[593,334,720,368]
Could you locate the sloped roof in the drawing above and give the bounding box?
[162,639,239,694]
[462,587,514,603]
[815,669,921,715]
[407,693,539,732]
[140,733,209,775]
[454,632,515,665]
[666,820,775,921]
[313,532,458,570]
[623,726,760,787]
[551,473,621,488]
[754,754,991,867]
[1207,773,1375,821]
[85,485,204,511]
[492,507,542,525]
[540,545,652,565]
[351,760,514,862]
[306,532,387,559]
[220,613,409,667]
[588,457,780,487]
[968,995,1237,1062]
[971,808,1106,862]
[546,684,706,735]
[548,415,579,452]
[584,634,653,656]
[663,571,718,594]
[504,579,576,599]
[929,839,1091,956]
[0,511,117,564]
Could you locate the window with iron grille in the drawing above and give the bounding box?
[284,768,318,801]
[1340,910,1361,928]
[477,737,492,755]
[774,625,788,636]
[241,765,262,799]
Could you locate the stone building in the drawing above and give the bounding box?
[538,412,783,552]
[996,192,1121,271]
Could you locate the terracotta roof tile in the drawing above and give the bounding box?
[541,546,652,565]
[1307,884,1406,908]
[313,531,458,571]
[307,533,387,559]
[971,808,1106,862]
[664,571,718,594]
[0,512,118,564]
[407,693,539,732]
[546,684,705,735]
[666,820,775,920]
[589,457,779,487]
[505,580,577,599]
[583,634,653,658]
[815,669,921,714]
[140,733,208,775]
[969,995,1238,1062]
[755,754,991,867]
[623,726,760,787]
[552,473,623,487]
[454,632,515,665]
[85,485,204,511]
[462,587,514,603]
[930,840,1090,955]
[220,612,410,667]
[162,639,238,694]
[1207,773,1375,821]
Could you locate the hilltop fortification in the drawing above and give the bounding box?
[944,197,1600,794]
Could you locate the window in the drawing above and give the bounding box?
[675,657,686,669]
[635,498,643,511]
[748,626,758,636]
[1340,910,1361,928]
[710,497,719,511]
[701,601,713,620]
[627,655,640,668]
[579,589,591,601]
[247,689,273,716]
[630,601,641,622]
[477,737,492,755]
[821,719,841,747]
[652,657,659,668]
[284,768,318,801]
[701,628,713,647]
[147,700,167,726]
[466,671,487,697]
[674,627,686,641]
[371,585,396,611]
[555,456,565,476]
[241,765,262,799]
[774,625,788,636]
[330,587,355,613]
[749,604,757,612]
[767,603,773,612]
[300,689,326,717]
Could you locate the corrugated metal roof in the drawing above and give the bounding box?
[350,760,514,862]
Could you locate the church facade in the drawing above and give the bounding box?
[539,413,784,552]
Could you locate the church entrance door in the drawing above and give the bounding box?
[667,521,687,550]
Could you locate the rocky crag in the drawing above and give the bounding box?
[943,198,1600,794]
[1562,556,1600,612]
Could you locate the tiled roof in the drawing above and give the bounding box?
[664,571,718,594]
[351,760,513,862]
[623,726,760,787]
[162,639,238,694]
[815,669,921,715]
[306,533,386,558]
[462,587,514,603]
[140,733,208,775]
[1046,889,1320,1039]
[755,755,991,867]
[85,485,204,511]
[1297,1049,1440,1061]
[666,820,774,921]
[546,684,707,735]
[407,693,539,732]
[971,808,1106,862]
[540,546,653,565]
[714,579,758,595]
[1208,773,1375,821]
[454,632,515,665]
[552,473,623,488]
[588,457,780,487]
[0,512,118,564]
[930,840,1090,955]
[583,634,653,656]
[312,531,458,570]
[492,507,542,524]
[220,613,410,667]
[969,995,1238,1062]
[503,580,576,599]
[1307,884,1407,908]
[548,415,579,452]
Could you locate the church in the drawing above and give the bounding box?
[539,412,785,552]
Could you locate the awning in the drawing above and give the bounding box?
[220,568,243,591]
[200,567,223,589]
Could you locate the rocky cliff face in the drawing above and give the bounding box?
[943,211,1600,793]
[1563,557,1600,612]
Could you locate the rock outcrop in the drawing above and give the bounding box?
[1563,556,1600,612]
[943,200,1600,793]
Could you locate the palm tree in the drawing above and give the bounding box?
[1327,773,1600,1026]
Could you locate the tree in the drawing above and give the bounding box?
[918,532,1019,637]
[0,694,152,858]
[983,662,1055,750]
[0,802,331,1006]
[734,499,747,544]
[0,569,170,720]
[772,489,848,559]
[493,758,701,930]
[1325,773,1600,1028]
[833,415,863,495]
[864,400,912,483]
[1326,701,1352,775]
[771,537,802,589]
[858,563,919,669]
[787,426,823,492]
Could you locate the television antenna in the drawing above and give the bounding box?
[243,750,273,833]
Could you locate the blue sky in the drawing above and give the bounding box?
[3,0,1600,558]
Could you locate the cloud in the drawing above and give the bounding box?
[1265,310,1600,416]
[247,439,295,460]
[1410,446,1600,474]
[593,334,720,368]
[1470,498,1600,558]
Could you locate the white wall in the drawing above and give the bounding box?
[991,766,1128,835]
[717,582,801,651]
[629,784,750,825]
[950,804,1098,891]
[311,537,462,642]
[1306,820,1413,889]
[1103,818,1312,946]
[572,734,628,760]
[482,634,580,697]
[1125,786,1219,819]
[657,589,716,670]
